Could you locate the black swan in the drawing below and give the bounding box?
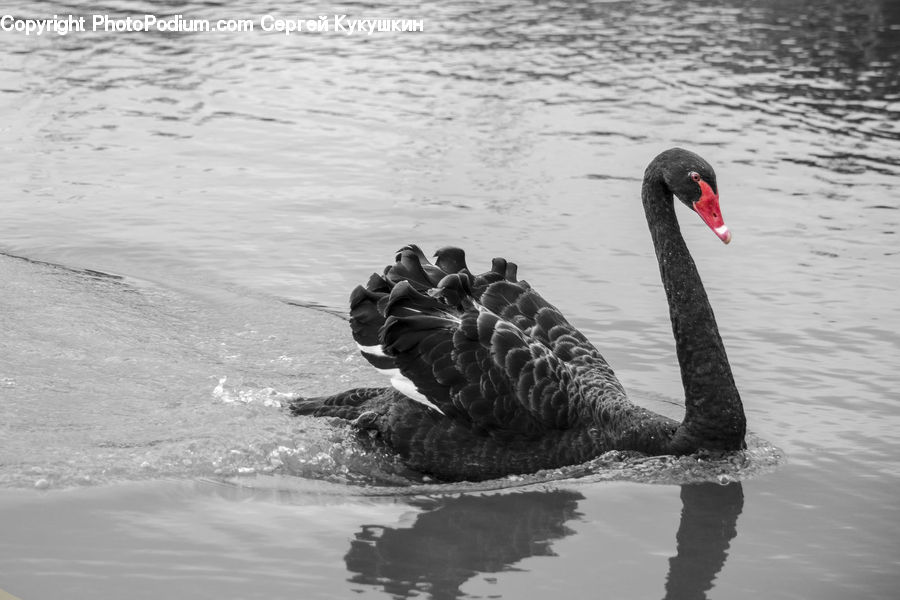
[290,148,746,481]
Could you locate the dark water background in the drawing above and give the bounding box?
[1,0,899,598]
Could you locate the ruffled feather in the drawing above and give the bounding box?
[346,246,623,436]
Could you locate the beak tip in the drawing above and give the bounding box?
[713,225,732,244]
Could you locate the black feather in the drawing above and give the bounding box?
[434,246,468,274]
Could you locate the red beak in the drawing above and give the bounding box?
[692,180,732,244]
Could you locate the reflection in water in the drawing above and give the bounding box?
[344,491,581,599]
[664,483,744,600]
[342,483,743,600]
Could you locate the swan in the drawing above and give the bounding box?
[289,148,746,481]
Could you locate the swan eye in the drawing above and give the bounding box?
[689,172,701,183]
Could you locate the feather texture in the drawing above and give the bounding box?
[292,244,677,479]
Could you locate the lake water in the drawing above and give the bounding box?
[2,0,899,598]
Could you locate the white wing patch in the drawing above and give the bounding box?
[375,368,446,415]
[357,343,388,357]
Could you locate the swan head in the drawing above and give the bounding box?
[657,148,732,244]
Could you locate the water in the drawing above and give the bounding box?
[1,0,899,598]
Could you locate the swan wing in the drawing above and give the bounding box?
[349,246,623,435]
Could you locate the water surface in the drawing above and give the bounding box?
[1,0,899,598]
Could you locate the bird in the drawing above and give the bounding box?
[289,148,746,482]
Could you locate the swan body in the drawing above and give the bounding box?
[290,148,746,481]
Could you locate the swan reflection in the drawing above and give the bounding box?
[343,482,743,600]
[665,482,744,600]
[345,490,581,598]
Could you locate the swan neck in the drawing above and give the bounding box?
[641,174,745,450]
